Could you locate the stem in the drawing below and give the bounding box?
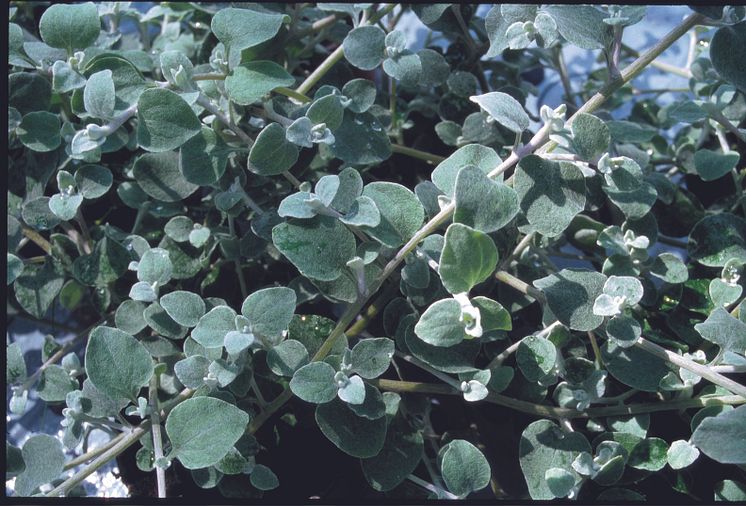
[274,86,312,103]
[228,216,248,300]
[192,72,226,81]
[494,270,546,303]
[21,227,52,254]
[196,93,254,147]
[75,209,93,255]
[149,375,166,498]
[390,144,446,164]
[710,108,746,144]
[370,379,746,419]
[295,13,340,39]
[407,474,459,499]
[658,234,688,249]
[487,340,522,369]
[130,202,150,235]
[634,338,746,398]
[63,432,126,471]
[587,331,603,368]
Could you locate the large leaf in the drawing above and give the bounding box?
[13,261,65,319]
[132,152,198,202]
[454,165,518,233]
[440,439,492,497]
[225,61,295,105]
[439,223,498,294]
[431,144,502,197]
[694,307,746,355]
[39,2,100,52]
[137,88,201,153]
[692,405,746,464]
[165,397,250,469]
[534,269,607,331]
[242,286,296,339]
[469,92,529,133]
[543,5,613,49]
[688,213,746,267]
[315,398,387,458]
[13,434,65,496]
[248,123,299,176]
[361,421,423,491]
[211,8,287,57]
[710,21,746,92]
[360,182,424,248]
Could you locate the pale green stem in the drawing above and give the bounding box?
[390,144,446,164]
[149,375,166,498]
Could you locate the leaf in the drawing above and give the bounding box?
[39,2,100,52]
[84,69,116,119]
[307,94,345,130]
[165,397,250,469]
[266,339,309,377]
[382,51,422,86]
[137,248,172,285]
[241,286,296,339]
[137,88,201,153]
[628,437,669,471]
[160,291,206,327]
[543,5,613,50]
[360,182,424,248]
[519,419,590,500]
[339,196,381,227]
[694,307,746,355]
[85,326,154,401]
[211,8,287,57]
[74,165,113,199]
[710,21,746,92]
[115,300,148,335]
[454,165,519,233]
[517,335,557,381]
[338,374,366,404]
[225,61,295,105]
[439,223,498,294]
[315,398,387,458]
[667,440,700,470]
[533,269,607,331]
[415,299,466,347]
[439,439,491,496]
[694,149,740,182]
[14,434,65,496]
[709,278,742,307]
[350,337,395,379]
[250,465,279,491]
[273,216,357,282]
[605,182,658,220]
[179,126,229,186]
[605,314,641,347]
[601,340,671,392]
[17,111,61,152]
[343,25,387,70]
[37,365,78,402]
[514,155,586,238]
[570,113,609,162]
[9,72,52,115]
[328,111,391,165]
[404,319,481,373]
[688,213,746,267]
[469,92,529,133]
[341,79,377,114]
[133,151,198,202]
[14,261,65,319]
[248,123,299,176]
[49,193,83,221]
[174,355,210,389]
[361,421,423,491]
[7,254,24,286]
[7,342,27,384]
[191,306,237,348]
[290,361,338,404]
[715,480,746,501]
[545,468,576,498]
[649,253,689,284]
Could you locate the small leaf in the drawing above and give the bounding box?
[133,151,198,202]
[267,339,309,377]
[439,439,491,496]
[160,291,206,327]
[694,149,740,182]
[533,269,607,331]
[517,335,557,381]
[315,398,387,458]
[339,196,381,227]
[694,307,746,355]
[605,314,641,347]
[649,253,689,284]
[85,326,154,401]
[165,397,250,469]
[250,465,279,491]
[710,21,746,92]
[248,123,299,176]
[39,2,100,52]
[7,254,24,285]
[628,437,669,471]
[137,248,172,285]
[360,182,423,248]
[338,374,366,405]
[174,355,210,389]
[192,306,237,348]
[49,193,83,221]
[14,261,65,319]
[84,69,116,119]
[415,299,467,347]
[514,156,586,237]
[667,440,700,469]
[469,92,529,133]
[570,113,609,163]
[341,79,377,113]
[350,337,395,379]
[7,342,27,384]
[543,5,613,50]
[115,299,148,335]
[211,8,287,56]
[688,214,746,267]
[290,361,338,404]
[343,25,387,70]
[225,61,295,105]
[14,434,65,496]
[17,111,61,152]
[545,468,576,498]
[454,165,519,233]
[439,223,498,294]
[432,144,503,197]
[179,127,229,186]
[137,88,201,153]
[74,165,113,199]
[241,286,296,339]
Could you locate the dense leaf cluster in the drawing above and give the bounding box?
[6,2,746,501]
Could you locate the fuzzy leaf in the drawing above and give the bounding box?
[225,61,295,105]
[454,165,519,233]
[439,223,498,294]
